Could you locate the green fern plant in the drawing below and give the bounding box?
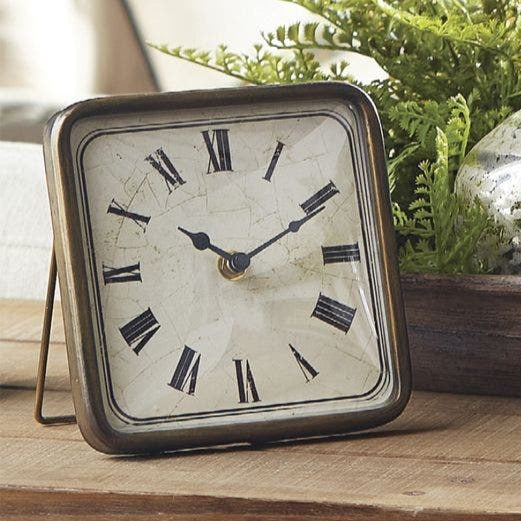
[150,0,521,273]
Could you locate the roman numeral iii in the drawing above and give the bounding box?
[300,181,339,215]
[234,359,260,403]
[322,243,360,264]
[119,308,160,355]
[107,199,150,231]
[168,345,201,395]
[312,293,356,334]
[289,344,319,382]
[263,141,285,182]
[102,263,141,284]
[145,147,185,192]
[202,129,232,173]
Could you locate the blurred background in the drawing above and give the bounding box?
[0,0,381,300]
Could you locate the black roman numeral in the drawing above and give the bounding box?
[119,308,160,355]
[103,262,141,284]
[289,344,319,382]
[322,243,360,264]
[107,199,150,231]
[234,359,260,403]
[202,129,232,173]
[145,148,185,192]
[263,141,285,182]
[168,345,201,395]
[312,293,356,334]
[300,181,339,215]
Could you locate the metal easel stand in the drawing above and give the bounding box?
[34,248,76,425]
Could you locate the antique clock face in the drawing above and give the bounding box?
[45,84,410,453]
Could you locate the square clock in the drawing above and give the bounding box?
[44,83,410,454]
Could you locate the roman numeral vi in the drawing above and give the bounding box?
[312,293,356,334]
[168,345,201,395]
[119,308,160,355]
[145,148,185,192]
[202,129,232,173]
[234,359,260,403]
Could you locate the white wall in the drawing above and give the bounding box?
[132,0,383,90]
[0,0,383,97]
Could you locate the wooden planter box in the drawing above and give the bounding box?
[402,273,521,397]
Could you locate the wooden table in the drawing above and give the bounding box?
[1,299,520,520]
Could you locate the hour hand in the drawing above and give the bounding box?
[178,227,232,261]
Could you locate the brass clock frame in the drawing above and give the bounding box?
[41,82,411,454]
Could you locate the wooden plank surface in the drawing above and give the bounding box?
[1,299,521,520]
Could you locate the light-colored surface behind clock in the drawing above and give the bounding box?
[0,141,55,300]
[1,299,521,519]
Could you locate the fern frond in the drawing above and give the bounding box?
[263,22,351,51]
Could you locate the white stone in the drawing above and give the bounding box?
[455,110,521,273]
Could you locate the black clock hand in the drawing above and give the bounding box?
[247,205,326,259]
[178,227,232,262]
[227,206,326,273]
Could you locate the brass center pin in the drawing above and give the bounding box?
[218,252,247,281]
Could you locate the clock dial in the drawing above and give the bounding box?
[69,98,395,431]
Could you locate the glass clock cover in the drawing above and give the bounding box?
[44,84,410,453]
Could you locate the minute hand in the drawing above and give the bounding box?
[247,206,325,259]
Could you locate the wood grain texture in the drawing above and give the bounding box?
[2,298,521,519]
[402,273,521,397]
[1,389,521,519]
[1,489,519,521]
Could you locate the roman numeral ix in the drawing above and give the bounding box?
[145,147,185,192]
[202,129,232,173]
[119,308,160,355]
[301,181,339,215]
[263,141,285,182]
[107,199,150,231]
[168,345,201,395]
[322,243,360,264]
[312,293,356,334]
[234,359,260,403]
[102,262,141,284]
[289,344,319,382]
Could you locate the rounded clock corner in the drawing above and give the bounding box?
[306,81,376,110]
[74,406,130,455]
[74,419,121,454]
[44,96,113,151]
[379,372,412,425]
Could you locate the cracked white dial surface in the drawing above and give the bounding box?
[70,99,392,431]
